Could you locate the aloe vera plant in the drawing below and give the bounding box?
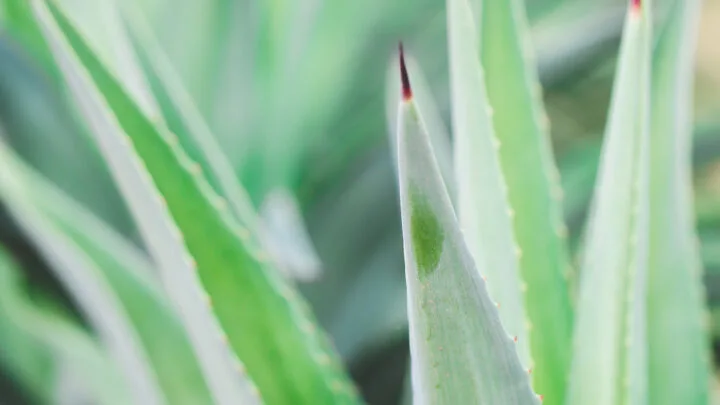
[0,0,713,404]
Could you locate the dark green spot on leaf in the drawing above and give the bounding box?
[409,185,444,278]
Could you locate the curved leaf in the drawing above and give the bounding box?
[0,246,131,405]
[30,1,261,403]
[31,0,360,403]
[0,144,217,405]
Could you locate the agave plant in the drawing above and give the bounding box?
[392,0,708,404]
[0,0,712,404]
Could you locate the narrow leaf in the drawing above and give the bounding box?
[447,0,530,367]
[6,200,166,405]
[0,246,131,405]
[395,48,538,405]
[121,5,322,281]
[32,0,360,403]
[647,0,710,403]
[0,144,217,405]
[30,1,261,404]
[567,2,652,404]
[0,144,165,405]
[478,0,574,401]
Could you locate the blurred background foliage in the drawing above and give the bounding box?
[0,0,719,403]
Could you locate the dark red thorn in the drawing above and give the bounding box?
[631,0,641,10]
[399,42,412,101]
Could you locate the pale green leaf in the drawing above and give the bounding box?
[0,246,131,405]
[121,6,321,282]
[478,0,573,401]
[385,52,454,200]
[447,0,530,367]
[31,0,360,403]
[568,3,652,404]
[647,0,710,403]
[0,144,166,405]
[396,60,538,405]
[30,1,261,404]
[0,144,217,405]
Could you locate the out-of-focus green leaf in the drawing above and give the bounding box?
[0,40,135,239]
[478,0,573,401]
[31,1,262,404]
[0,145,167,405]
[395,52,539,405]
[447,0,530,367]
[568,3,652,404]
[0,248,55,405]
[119,5,256,229]
[0,245,130,405]
[122,6,321,282]
[0,144,217,405]
[0,0,57,73]
[647,0,710,404]
[32,0,360,403]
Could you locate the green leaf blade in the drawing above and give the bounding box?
[447,0,531,368]
[33,1,360,403]
[0,152,167,405]
[396,64,538,405]
[0,246,132,405]
[567,3,652,405]
[478,1,573,401]
[122,7,322,282]
[647,0,710,404]
[30,2,260,403]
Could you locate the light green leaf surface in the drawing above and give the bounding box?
[0,144,165,405]
[447,0,530,367]
[31,0,360,403]
[0,144,217,405]
[385,52,455,200]
[119,5,257,229]
[55,0,159,117]
[647,0,710,404]
[0,246,130,405]
[31,1,261,404]
[478,0,573,401]
[396,65,538,405]
[568,3,652,405]
[121,6,321,282]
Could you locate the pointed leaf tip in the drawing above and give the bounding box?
[399,43,412,101]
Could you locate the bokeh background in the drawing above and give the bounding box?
[0,0,719,403]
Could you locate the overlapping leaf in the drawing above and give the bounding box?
[31,0,360,403]
[447,0,531,367]
[477,0,574,401]
[0,143,217,405]
[395,51,538,405]
[0,246,130,405]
